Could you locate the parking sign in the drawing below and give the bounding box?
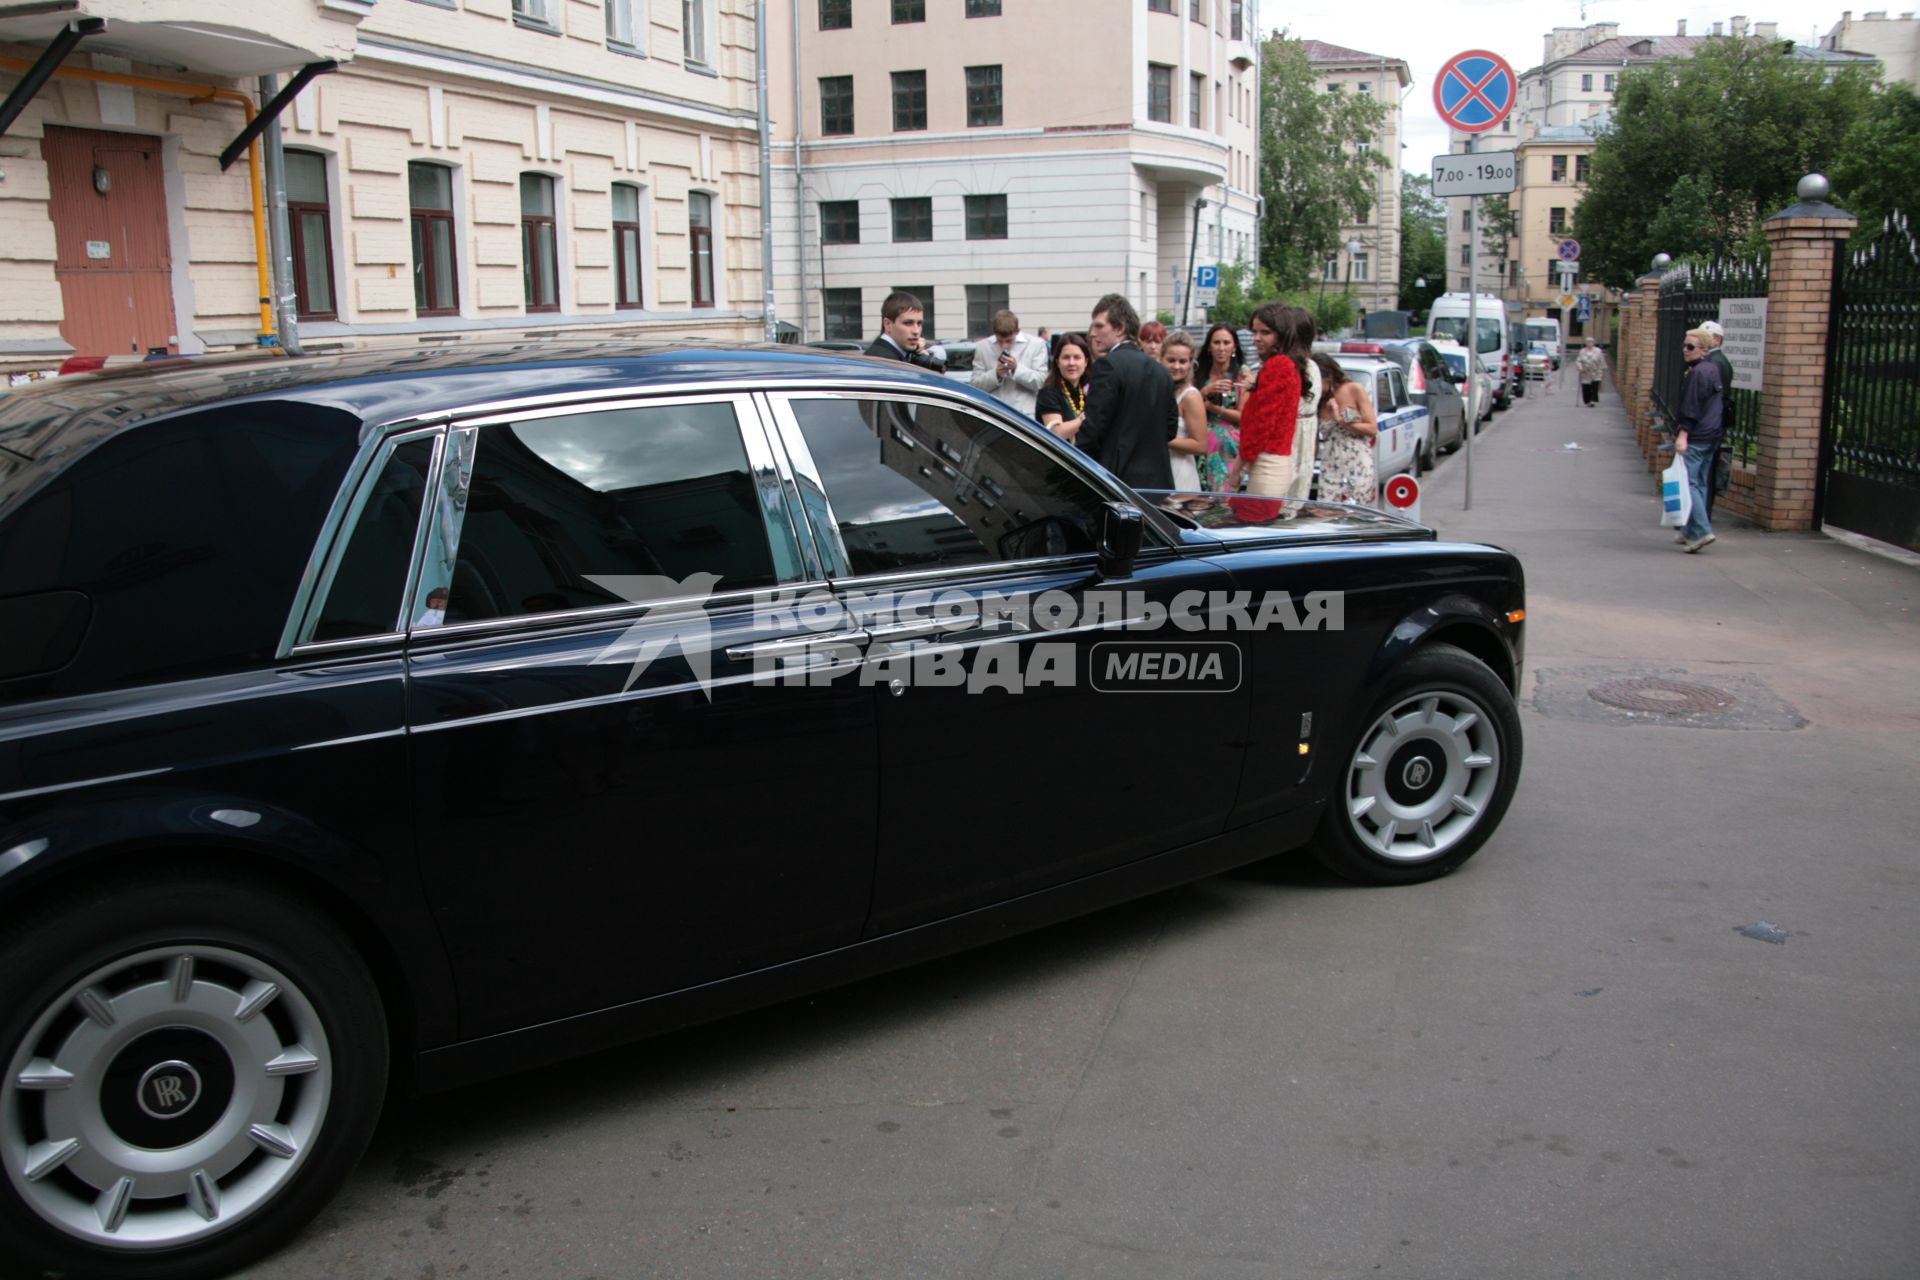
[1193,264,1219,308]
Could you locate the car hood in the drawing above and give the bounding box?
[1146,492,1430,542]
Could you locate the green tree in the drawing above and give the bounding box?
[1399,174,1447,313]
[1574,37,1879,286]
[1257,34,1389,289]
[1831,82,1920,239]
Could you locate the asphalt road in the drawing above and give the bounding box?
[247,375,1920,1280]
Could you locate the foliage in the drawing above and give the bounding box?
[1257,34,1390,290]
[1574,38,1880,287]
[1831,83,1920,241]
[1399,175,1447,314]
[1477,194,1519,273]
[1204,263,1359,335]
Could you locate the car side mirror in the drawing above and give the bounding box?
[1097,503,1144,579]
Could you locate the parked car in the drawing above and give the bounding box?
[1524,341,1555,381]
[0,342,1524,1280]
[1330,352,1431,481]
[1344,339,1469,465]
[1427,292,1514,410]
[1430,340,1497,427]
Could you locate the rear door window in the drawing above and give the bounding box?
[423,400,790,626]
[781,395,1105,578]
[310,435,435,642]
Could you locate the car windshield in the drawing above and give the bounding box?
[1429,316,1503,354]
[1524,324,1557,344]
[1440,353,1469,376]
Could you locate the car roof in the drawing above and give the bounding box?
[0,339,972,466]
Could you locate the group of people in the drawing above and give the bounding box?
[930,291,1381,507]
[1671,318,1734,554]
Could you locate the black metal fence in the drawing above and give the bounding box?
[1652,257,1769,463]
[1824,213,1920,548]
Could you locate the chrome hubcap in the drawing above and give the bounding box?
[2,946,331,1250]
[1346,690,1501,862]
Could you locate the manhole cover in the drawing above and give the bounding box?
[1589,677,1738,715]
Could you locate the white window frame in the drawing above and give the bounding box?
[683,0,712,67]
[606,0,643,50]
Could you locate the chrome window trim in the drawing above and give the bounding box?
[748,391,829,582]
[289,632,407,659]
[294,428,445,648]
[399,580,822,649]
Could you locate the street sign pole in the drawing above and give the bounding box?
[1465,133,1476,511]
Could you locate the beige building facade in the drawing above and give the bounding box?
[1302,40,1408,319]
[1823,10,1920,85]
[0,0,768,374]
[766,0,1262,343]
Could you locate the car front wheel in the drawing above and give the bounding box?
[0,874,387,1280]
[1310,643,1523,885]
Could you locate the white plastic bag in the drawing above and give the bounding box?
[1660,455,1692,529]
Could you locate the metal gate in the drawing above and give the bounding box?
[1824,214,1920,551]
[1651,257,1767,464]
[41,126,176,358]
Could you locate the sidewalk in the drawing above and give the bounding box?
[1417,366,1920,740]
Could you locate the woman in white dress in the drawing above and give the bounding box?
[1159,332,1211,491]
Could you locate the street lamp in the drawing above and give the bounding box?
[1180,196,1209,327]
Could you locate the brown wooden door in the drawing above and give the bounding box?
[42,126,177,357]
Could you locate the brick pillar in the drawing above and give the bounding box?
[1754,198,1857,530]
[1627,274,1664,468]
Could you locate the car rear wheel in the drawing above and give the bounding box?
[0,874,387,1280]
[1310,643,1522,885]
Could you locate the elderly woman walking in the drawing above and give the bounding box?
[1576,337,1606,407]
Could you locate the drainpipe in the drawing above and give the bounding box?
[755,2,776,340]
[259,73,302,355]
[789,0,811,340]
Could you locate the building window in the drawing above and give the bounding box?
[1581,73,1593,91]
[966,0,1001,14]
[1461,208,1471,230]
[1230,0,1243,39]
[285,150,336,320]
[823,287,863,339]
[894,285,935,337]
[688,190,714,308]
[1148,0,1173,12]
[1604,73,1616,91]
[1358,81,1373,94]
[820,0,851,29]
[1190,73,1204,128]
[409,161,458,316]
[1549,207,1568,234]
[613,182,644,309]
[965,194,1007,240]
[966,65,1003,127]
[512,0,551,24]
[1551,154,1568,181]
[1327,83,1342,93]
[1350,252,1369,282]
[1356,140,1371,156]
[606,0,639,47]
[520,173,559,313]
[1510,261,1520,286]
[891,196,933,242]
[683,0,708,65]
[821,199,860,245]
[893,70,927,130]
[1148,64,1172,122]
[819,76,854,134]
[966,284,1009,336]
[893,0,924,22]
[1189,0,1203,21]
[1575,154,1591,183]
[1459,244,1470,267]
[1324,255,1340,281]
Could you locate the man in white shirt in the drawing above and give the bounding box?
[968,309,1049,417]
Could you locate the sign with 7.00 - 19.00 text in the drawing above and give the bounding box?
[1431,151,1517,197]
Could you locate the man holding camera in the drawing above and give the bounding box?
[968,309,1049,416]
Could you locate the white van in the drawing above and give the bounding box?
[1520,316,1563,367]
[1426,293,1513,409]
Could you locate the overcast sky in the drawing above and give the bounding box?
[1271,1,1857,176]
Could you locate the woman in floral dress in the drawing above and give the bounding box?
[1194,323,1245,491]
[1311,353,1379,506]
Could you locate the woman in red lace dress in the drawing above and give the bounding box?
[1232,301,1303,497]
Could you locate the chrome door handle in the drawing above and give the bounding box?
[863,611,982,642]
[725,629,868,662]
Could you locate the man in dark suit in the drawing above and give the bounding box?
[1079,293,1176,490]
[864,290,943,370]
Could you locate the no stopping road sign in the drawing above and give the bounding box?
[1383,473,1423,523]
[1434,50,1517,134]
